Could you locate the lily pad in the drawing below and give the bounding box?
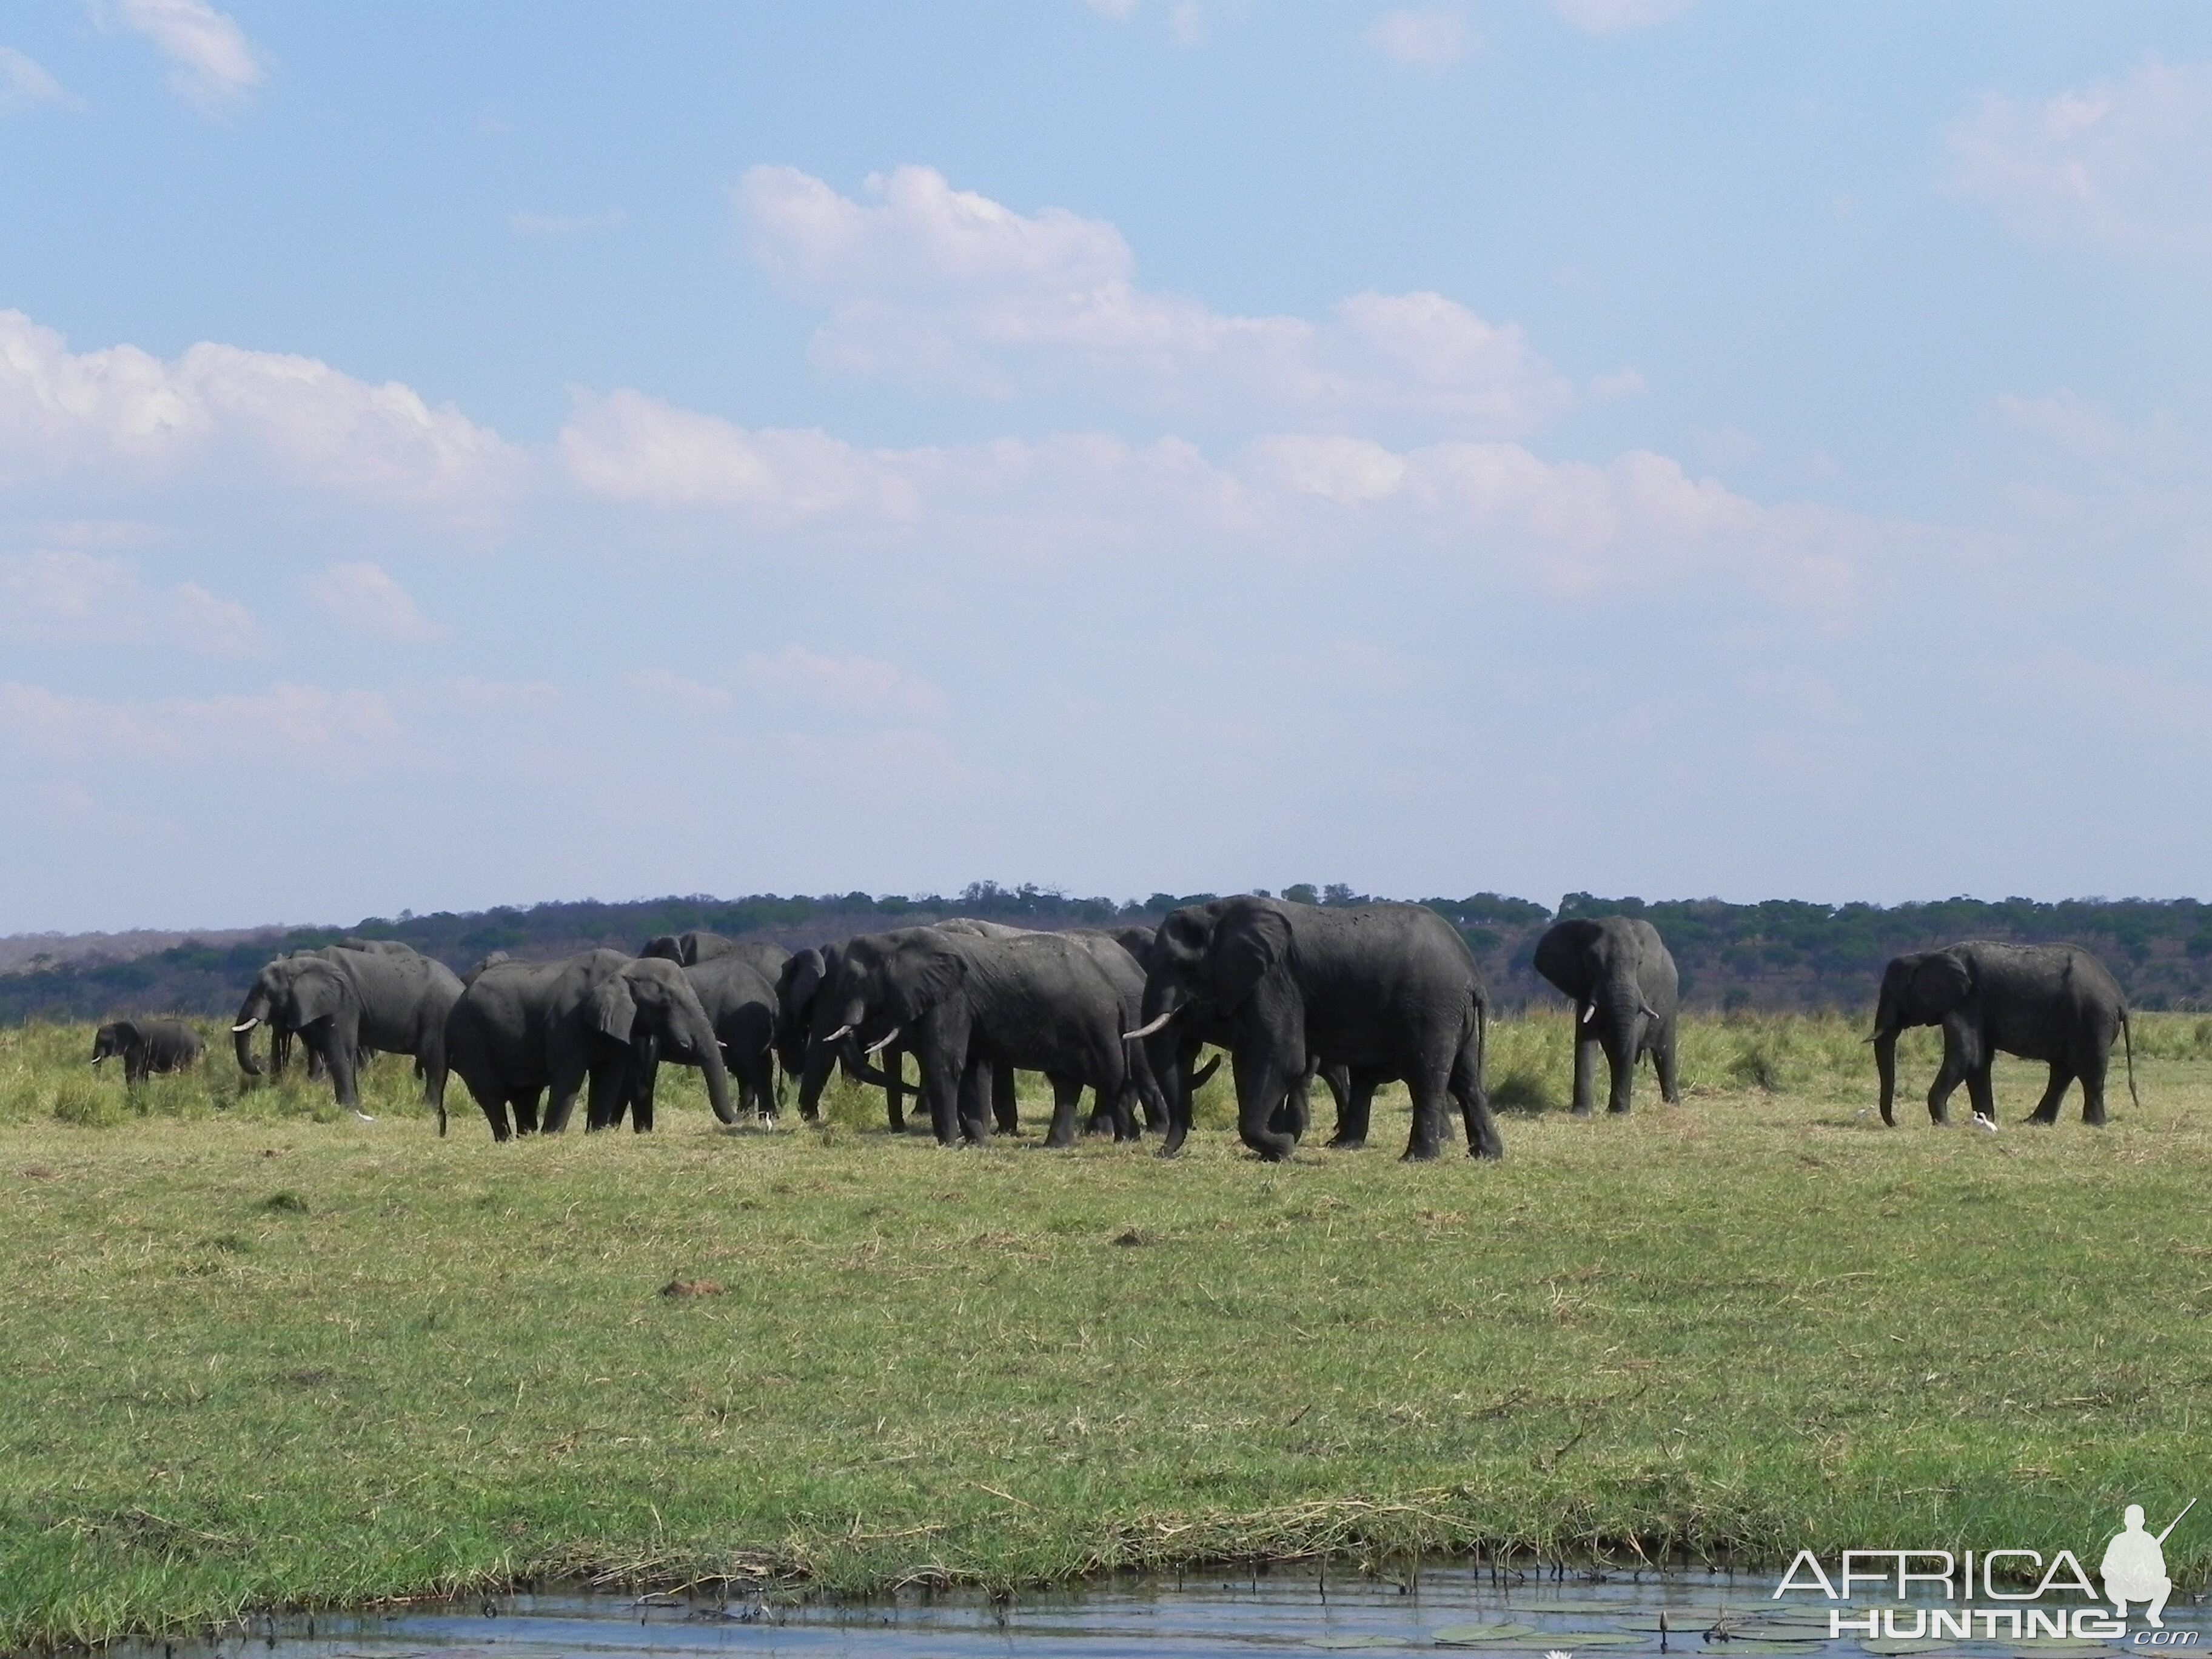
[1529,1633,1649,1647]
[2013,1646,2131,1658]
[1702,1644,1837,1656]
[1435,1624,1543,1646]
[1858,1641,1961,1655]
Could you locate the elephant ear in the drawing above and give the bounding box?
[782,949,825,1013]
[1208,903,1293,1012]
[1533,920,1603,998]
[591,976,639,1044]
[881,939,967,1024]
[286,962,351,1026]
[1907,950,1975,1020]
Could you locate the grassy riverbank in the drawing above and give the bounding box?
[2,1011,2210,1649]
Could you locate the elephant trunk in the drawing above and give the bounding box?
[697,1022,736,1125]
[796,1026,843,1120]
[1872,1027,1899,1126]
[232,993,270,1076]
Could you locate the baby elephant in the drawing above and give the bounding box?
[91,1019,205,1084]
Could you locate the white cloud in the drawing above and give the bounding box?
[1167,2,1206,47]
[1366,8,1473,70]
[558,386,1873,617]
[1549,0,1696,35]
[1945,58,2212,254]
[0,549,255,654]
[1084,0,1141,18]
[95,0,263,110]
[306,561,447,643]
[0,310,526,507]
[737,646,949,721]
[0,680,400,762]
[732,164,1572,433]
[1,46,75,112]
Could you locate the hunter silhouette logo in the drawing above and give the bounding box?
[2102,1501,2192,1629]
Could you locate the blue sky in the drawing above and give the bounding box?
[3,1,2210,931]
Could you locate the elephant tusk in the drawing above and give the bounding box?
[863,1026,902,1056]
[1125,1008,1178,1041]
[1640,999,1660,1021]
[1580,1002,1595,1025]
[233,1017,261,1033]
[90,1056,104,1066]
[823,1024,854,1044]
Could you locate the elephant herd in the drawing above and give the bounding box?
[124,900,2142,1158]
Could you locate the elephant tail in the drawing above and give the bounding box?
[2123,1009,2140,1110]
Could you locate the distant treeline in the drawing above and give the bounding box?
[7,882,2212,1024]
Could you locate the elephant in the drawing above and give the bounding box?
[625,940,789,1127]
[642,930,738,967]
[91,1018,204,1083]
[444,949,734,1140]
[776,944,917,1128]
[1133,896,1499,1162]
[1531,916,1681,1115]
[1870,940,2138,1127]
[232,942,463,1129]
[805,925,1144,1147]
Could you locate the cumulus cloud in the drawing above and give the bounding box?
[0,680,400,763]
[93,0,263,110]
[737,646,948,721]
[0,549,255,654]
[0,310,525,506]
[1,46,75,112]
[1945,58,2212,253]
[733,164,1572,433]
[558,387,1871,616]
[1549,0,1697,34]
[306,561,447,642]
[1366,8,1473,70]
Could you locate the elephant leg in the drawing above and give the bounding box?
[883,1040,908,1131]
[477,1088,512,1141]
[511,1088,542,1134]
[1926,1043,1968,1124]
[1401,1065,1455,1161]
[1327,1070,1375,1150]
[1604,1025,1637,1114]
[1655,1025,1681,1105]
[583,1062,628,1132]
[1270,1059,1312,1139]
[992,1064,1019,1135]
[1233,1052,1302,1162]
[1044,1073,1085,1148]
[541,1059,589,1133]
[2028,1062,2076,1127]
[1452,1044,1504,1160]
[1571,1019,1600,1116]
[2079,1047,2111,1125]
[1965,1059,1999,1125]
[954,1056,991,1145]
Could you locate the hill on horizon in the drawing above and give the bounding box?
[6,882,2212,1026]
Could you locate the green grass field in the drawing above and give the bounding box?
[2,1010,2208,1651]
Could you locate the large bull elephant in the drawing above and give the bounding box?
[232,942,463,1129]
[1133,896,1499,1162]
[1532,916,1681,1115]
[444,950,734,1140]
[805,926,1140,1147]
[1871,940,2137,1126]
[628,940,789,1125]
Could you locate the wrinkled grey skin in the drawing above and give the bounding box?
[776,943,916,1128]
[1532,916,1681,1115]
[232,942,462,1129]
[808,927,1139,1147]
[444,950,734,1141]
[92,1018,204,1084]
[1138,897,1499,1163]
[626,940,789,1126]
[1871,940,2137,1127]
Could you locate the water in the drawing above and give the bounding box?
[102,1568,2201,1659]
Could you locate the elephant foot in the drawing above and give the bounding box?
[1400,1141,1442,1162]
[1324,1134,1366,1151]
[1570,1104,1594,1119]
[2027,1112,2057,1127]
